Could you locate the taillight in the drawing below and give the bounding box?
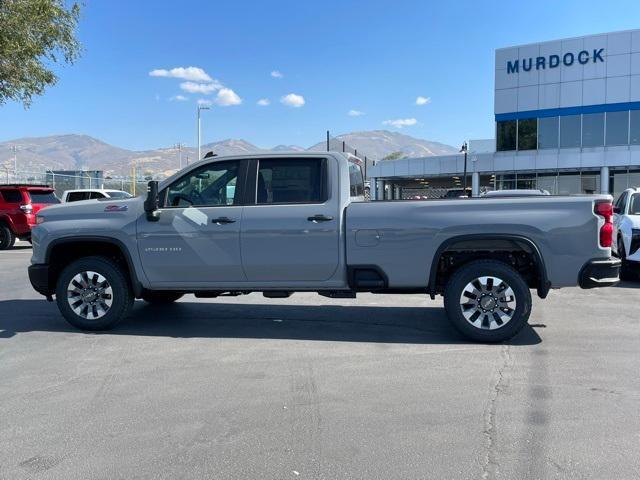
[594,201,613,248]
[19,204,33,213]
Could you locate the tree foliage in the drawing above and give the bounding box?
[382,151,405,161]
[0,0,82,107]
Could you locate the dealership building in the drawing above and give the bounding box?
[369,29,640,199]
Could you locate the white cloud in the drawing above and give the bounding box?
[271,70,283,78]
[197,99,212,106]
[416,96,431,106]
[170,95,188,101]
[180,81,222,94]
[257,98,270,106]
[215,88,242,106]
[280,93,305,108]
[348,109,365,116]
[149,66,212,82]
[383,118,417,128]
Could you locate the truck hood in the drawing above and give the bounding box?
[626,214,640,229]
[37,196,143,221]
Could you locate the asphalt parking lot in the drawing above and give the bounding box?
[1,243,639,480]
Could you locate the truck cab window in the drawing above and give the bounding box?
[166,161,238,207]
[256,158,325,204]
[348,161,365,199]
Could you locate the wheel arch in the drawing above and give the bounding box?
[428,234,550,300]
[46,236,143,297]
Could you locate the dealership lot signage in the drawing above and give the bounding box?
[507,48,604,73]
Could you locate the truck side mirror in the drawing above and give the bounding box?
[613,206,621,214]
[144,180,160,221]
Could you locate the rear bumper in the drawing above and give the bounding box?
[28,264,53,296]
[579,258,621,289]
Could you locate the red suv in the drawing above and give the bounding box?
[0,185,60,249]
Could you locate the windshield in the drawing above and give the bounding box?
[629,193,640,215]
[28,191,60,204]
[107,191,133,199]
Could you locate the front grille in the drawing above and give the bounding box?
[631,229,640,256]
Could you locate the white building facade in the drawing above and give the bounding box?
[369,29,640,199]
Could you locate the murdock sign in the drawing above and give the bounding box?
[506,48,604,74]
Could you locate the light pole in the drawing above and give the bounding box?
[197,105,210,161]
[175,142,184,169]
[460,141,468,196]
[11,145,17,181]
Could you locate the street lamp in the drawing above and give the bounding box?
[460,141,468,196]
[197,105,210,161]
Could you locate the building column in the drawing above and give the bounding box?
[600,166,610,195]
[380,180,386,200]
[369,177,377,200]
[472,172,480,197]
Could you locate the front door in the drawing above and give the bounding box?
[137,159,247,286]
[240,157,340,282]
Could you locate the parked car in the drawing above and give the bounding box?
[28,152,620,342]
[612,187,640,280]
[482,189,550,197]
[62,189,133,202]
[0,184,60,249]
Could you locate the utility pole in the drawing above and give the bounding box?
[11,145,17,180]
[197,105,210,161]
[175,142,184,169]
[326,131,330,152]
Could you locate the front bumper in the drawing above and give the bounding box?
[579,258,621,289]
[28,264,53,296]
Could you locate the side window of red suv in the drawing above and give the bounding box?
[0,189,23,203]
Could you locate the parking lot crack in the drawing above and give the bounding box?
[481,344,511,480]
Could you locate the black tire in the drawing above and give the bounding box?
[55,256,133,331]
[141,291,184,304]
[0,224,16,250]
[618,237,637,281]
[444,259,532,343]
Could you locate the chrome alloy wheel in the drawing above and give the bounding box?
[459,276,517,330]
[67,271,113,320]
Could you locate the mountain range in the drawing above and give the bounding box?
[0,130,456,178]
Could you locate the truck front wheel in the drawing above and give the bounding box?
[443,260,531,342]
[55,256,134,331]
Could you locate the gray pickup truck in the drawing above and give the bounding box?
[28,152,620,342]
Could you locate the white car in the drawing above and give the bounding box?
[61,189,133,203]
[612,187,640,280]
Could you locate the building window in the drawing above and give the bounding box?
[537,173,558,194]
[606,111,629,146]
[517,118,537,150]
[630,110,640,145]
[582,113,604,147]
[538,117,559,149]
[496,120,517,151]
[560,115,581,148]
[557,172,581,194]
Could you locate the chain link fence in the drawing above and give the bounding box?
[0,170,147,199]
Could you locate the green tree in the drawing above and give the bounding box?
[382,151,405,161]
[0,0,82,107]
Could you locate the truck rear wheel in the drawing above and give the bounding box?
[141,291,184,304]
[55,256,133,331]
[443,260,531,342]
[0,224,15,250]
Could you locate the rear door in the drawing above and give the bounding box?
[137,159,248,285]
[240,157,340,282]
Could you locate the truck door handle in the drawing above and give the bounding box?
[307,214,333,223]
[211,216,236,225]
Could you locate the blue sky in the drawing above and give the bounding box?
[2,0,640,150]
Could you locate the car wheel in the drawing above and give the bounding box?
[55,256,133,331]
[618,237,636,281]
[444,259,532,342]
[0,225,16,250]
[141,291,184,304]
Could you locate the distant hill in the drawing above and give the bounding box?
[0,130,456,178]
